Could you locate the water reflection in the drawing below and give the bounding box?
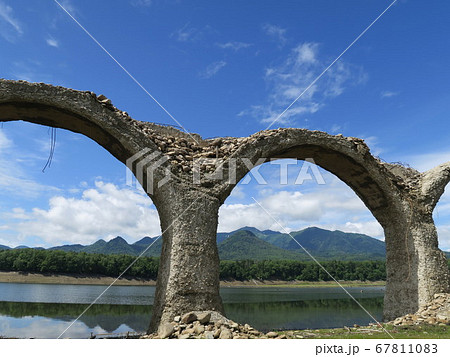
[225,298,383,331]
[0,297,383,338]
[0,301,151,338]
[0,283,385,338]
[0,283,155,305]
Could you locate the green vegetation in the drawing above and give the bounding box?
[49,236,162,257]
[0,248,450,281]
[239,227,386,260]
[218,230,309,260]
[2,228,449,264]
[279,324,450,339]
[0,248,388,281]
[0,249,159,279]
[0,227,392,261]
[0,237,447,282]
[219,260,387,281]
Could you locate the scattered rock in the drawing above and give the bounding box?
[388,293,450,327]
[248,330,261,336]
[158,323,174,339]
[219,328,233,339]
[230,322,239,329]
[197,312,211,324]
[181,312,197,324]
[194,325,205,334]
[141,311,271,339]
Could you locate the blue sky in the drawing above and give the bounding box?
[1,0,450,250]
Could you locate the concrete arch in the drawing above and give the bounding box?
[0,79,154,163]
[217,129,395,225]
[0,79,189,199]
[215,129,450,321]
[1,79,449,333]
[0,79,224,333]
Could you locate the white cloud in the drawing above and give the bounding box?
[436,225,450,251]
[381,90,399,98]
[318,221,384,240]
[330,124,342,134]
[172,23,201,42]
[218,191,383,238]
[0,130,12,149]
[46,37,59,48]
[200,60,227,79]
[59,0,79,15]
[3,181,161,247]
[0,1,23,42]
[0,170,59,200]
[293,42,317,64]
[0,317,107,339]
[216,41,251,51]
[262,23,286,47]
[219,172,384,239]
[239,42,364,125]
[131,0,152,7]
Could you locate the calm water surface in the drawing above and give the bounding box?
[0,282,384,338]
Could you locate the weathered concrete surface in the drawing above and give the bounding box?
[0,79,449,330]
[149,184,224,333]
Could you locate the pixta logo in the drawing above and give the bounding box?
[127,150,326,193]
[125,149,171,194]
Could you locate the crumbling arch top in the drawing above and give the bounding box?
[0,79,159,164]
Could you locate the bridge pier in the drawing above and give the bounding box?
[383,205,450,320]
[148,184,224,333]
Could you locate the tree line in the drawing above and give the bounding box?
[0,249,159,279]
[219,259,387,281]
[0,248,448,281]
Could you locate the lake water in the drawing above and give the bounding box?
[0,282,385,338]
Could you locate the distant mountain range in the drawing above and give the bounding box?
[1,226,449,261]
[219,227,391,261]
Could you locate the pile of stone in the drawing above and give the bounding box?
[389,293,450,327]
[140,311,284,339]
[91,92,288,176]
[125,124,269,177]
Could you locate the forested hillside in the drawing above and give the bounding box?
[0,248,394,281]
[0,227,392,261]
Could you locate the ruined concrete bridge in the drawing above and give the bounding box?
[0,79,449,332]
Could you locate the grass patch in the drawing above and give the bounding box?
[279,324,450,339]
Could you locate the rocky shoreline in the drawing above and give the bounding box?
[141,311,281,339]
[388,293,450,327]
[140,294,450,339]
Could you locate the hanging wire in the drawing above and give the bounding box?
[42,127,57,172]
